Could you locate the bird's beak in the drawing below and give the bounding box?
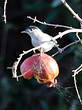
[21,31,26,33]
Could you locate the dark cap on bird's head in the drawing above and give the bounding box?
[21,26,39,34]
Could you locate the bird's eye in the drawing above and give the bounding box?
[29,26,38,31]
[29,27,33,31]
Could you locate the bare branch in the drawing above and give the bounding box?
[52,28,82,41]
[27,16,73,29]
[72,64,82,105]
[3,0,7,23]
[60,0,82,26]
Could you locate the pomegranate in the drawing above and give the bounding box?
[20,53,59,87]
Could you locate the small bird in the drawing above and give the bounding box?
[21,26,58,52]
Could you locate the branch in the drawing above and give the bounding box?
[27,16,73,29]
[60,0,82,26]
[3,0,7,23]
[72,64,82,105]
[52,28,82,41]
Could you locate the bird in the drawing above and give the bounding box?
[21,26,58,52]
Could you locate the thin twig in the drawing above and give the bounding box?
[76,33,82,44]
[72,65,82,105]
[52,39,82,57]
[3,0,7,23]
[72,64,82,77]
[60,0,82,26]
[27,16,73,29]
[73,76,82,104]
[76,33,80,40]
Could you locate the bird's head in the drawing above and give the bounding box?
[21,26,41,37]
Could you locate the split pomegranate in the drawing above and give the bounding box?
[20,53,59,87]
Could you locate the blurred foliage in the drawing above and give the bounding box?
[0,0,82,110]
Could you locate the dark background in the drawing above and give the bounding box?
[0,0,82,110]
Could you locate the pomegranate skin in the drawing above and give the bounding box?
[20,53,59,87]
[20,55,37,79]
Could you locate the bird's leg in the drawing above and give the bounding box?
[33,50,36,54]
[40,47,44,56]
